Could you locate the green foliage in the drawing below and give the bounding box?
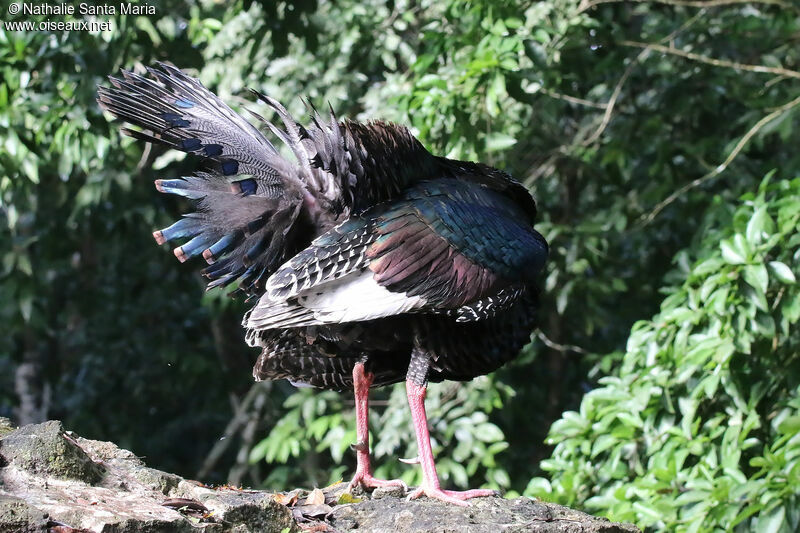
[529,174,800,532]
[2,2,799,531]
[0,1,255,476]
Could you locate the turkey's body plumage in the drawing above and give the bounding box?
[248,288,539,391]
[246,172,545,391]
[99,64,548,504]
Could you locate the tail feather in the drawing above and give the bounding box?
[152,215,202,245]
[99,63,439,297]
[98,63,313,295]
[174,233,218,263]
[249,91,316,185]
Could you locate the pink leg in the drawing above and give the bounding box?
[406,381,497,506]
[347,363,407,492]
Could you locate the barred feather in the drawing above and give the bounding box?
[265,217,378,300]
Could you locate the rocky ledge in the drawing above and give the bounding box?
[0,419,639,533]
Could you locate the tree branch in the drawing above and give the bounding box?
[536,331,590,355]
[579,9,707,148]
[537,87,609,109]
[196,382,269,480]
[581,49,650,147]
[620,40,800,79]
[638,93,800,226]
[525,9,707,185]
[577,0,798,14]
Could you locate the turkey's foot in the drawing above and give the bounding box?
[407,484,497,506]
[347,470,407,492]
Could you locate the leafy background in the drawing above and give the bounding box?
[1,0,799,531]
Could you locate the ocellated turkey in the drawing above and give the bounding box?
[97,64,548,505]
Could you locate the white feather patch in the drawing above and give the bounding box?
[298,270,425,323]
[247,269,425,330]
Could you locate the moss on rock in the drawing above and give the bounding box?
[0,495,48,533]
[0,419,14,439]
[0,421,105,483]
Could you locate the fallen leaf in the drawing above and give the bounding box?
[161,498,209,515]
[273,489,301,506]
[336,493,362,505]
[294,504,334,519]
[305,488,325,505]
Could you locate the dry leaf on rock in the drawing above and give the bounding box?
[161,497,209,516]
[273,489,302,506]
[305,488,325,506]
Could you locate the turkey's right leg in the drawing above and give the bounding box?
[404,344,497,506]
[347,362,407,492]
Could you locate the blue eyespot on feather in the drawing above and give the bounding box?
[154,178,206,199]
[231,178,257,196]
[221,160,239,175]
[243,235,269,266]
[203,144,223,157]
[160,113,190,128]
[180,138,202,151]
[245,216,267,235]
[175,98,195,109]
[173,233,216,263]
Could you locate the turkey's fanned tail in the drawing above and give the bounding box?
[98,63,465,297]
[97,63,319,296]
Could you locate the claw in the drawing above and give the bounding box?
[399,456,420,464]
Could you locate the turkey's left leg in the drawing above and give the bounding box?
[347,362,407,492]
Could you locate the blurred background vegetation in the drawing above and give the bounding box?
[1,0,799,531]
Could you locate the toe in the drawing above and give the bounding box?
[443,488,498,499]
[349,473,407,492]
[407,486,476,506]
